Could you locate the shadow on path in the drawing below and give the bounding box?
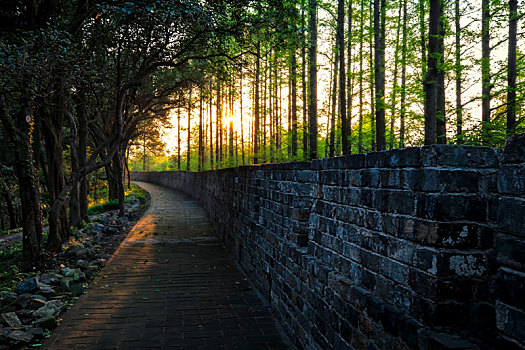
[44,182,288,350]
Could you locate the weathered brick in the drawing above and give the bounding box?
[496,233,525,271]
[496,301,525,344]
[497,268,525,310]
[422,145,499,168]
[416,193,488,222]
[292,208,310,222]
[320,170,342,185]
[435,223,494,249]
[498,197,525,237]
[502,133,525,163]
[366,151,390,168]
[387,148,422,168]
[343,154,366,169]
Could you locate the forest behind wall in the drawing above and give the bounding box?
[0,0,523,270]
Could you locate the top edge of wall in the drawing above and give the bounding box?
[133,136,525,173]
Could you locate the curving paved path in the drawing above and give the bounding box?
[44,182,288,350]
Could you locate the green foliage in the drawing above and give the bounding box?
[0,241,36,291]
[463,118,525,148]
[126,183,147,203]
[70,226,80,239]
[129,155,173,172]
[87,182,147,215]
[87,200,120,215]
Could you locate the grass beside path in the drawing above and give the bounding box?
[87,183,147,215]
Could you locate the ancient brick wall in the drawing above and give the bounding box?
[494,135,525,348]
[132,142,525,349]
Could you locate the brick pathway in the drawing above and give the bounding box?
[44,182,288,350]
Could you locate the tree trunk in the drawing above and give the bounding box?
[112,47,125,219]
[269,50,275,163]
[67,111,81,228]
[113,151,125,217]
[77,95,88,221]
[43,91,70,251]
[400,0,407,148]
[455,0,463,143]
[199,87,204,171]
[424,0,443,145]
[358,0,364,153]
[343,0,352,155]
[125,147,131,190]
[329,45,339,158]
[481,0,491,130]
[263,53,268,163]
[1,184,16,230]
[0,98,44,270]
[275,60,280,161]
[18,108,43,269]
[335,0,345,154]
[254,42,261,164]
[142,133,147,171]
[229,121,234,166]
[308,0,318,160]
[209,82,214,169]
[301,0,308,160]
[369,0,376,151]
[240,69,245,165]
[374,0,386,151]
[507,0,518,136]
[290,49,298,159]
[106,162,118,200]
[436,0,446,145]
[177,108,181,170]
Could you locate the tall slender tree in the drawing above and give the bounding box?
[177,107,181,170]
[507,0,518,136]
[198,87,204,171]
[301,0,308,159]
[358,0,364,153]
[374,0,386,151]
[345,0,353,155]
[436,0,446,144]
[308,0,318,160]
[209,82,214,169]
[337,0,350,155]
[216,77,221,164]
[369,0,376,151]
[425,0,445,145]
[291,36,298,157]
[254,41,261,164]
[240,68,245,165]
[229,120,234,166]
[481,0,491,131]
[399,0,407,148]
[329,45,339,158]
[455,0,463,143]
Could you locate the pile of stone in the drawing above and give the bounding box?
[0,258,106,346]
[0,197,144,348]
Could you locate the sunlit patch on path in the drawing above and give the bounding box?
[44,182,288,350]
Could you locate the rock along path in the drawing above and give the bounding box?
[44,182,288,350]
